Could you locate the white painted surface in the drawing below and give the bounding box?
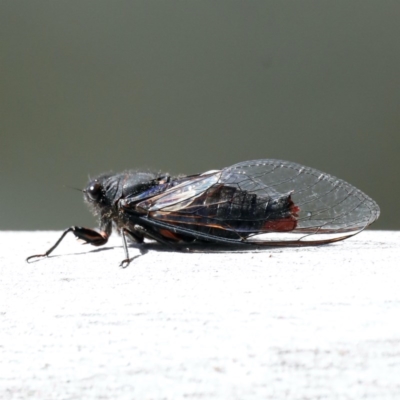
[1,231,400,399]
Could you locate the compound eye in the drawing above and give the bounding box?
[87,181,103,202]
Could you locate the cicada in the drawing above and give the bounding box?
[27,159,380,266]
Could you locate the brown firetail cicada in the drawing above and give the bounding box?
[27,159,380,267]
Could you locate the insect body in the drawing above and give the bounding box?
[27,159,380,266]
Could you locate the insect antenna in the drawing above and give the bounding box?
[63,185,84,193]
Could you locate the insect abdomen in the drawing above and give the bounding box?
[202,185,298,232]
[151,185,299,241]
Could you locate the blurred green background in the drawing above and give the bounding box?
[1,1,399,230]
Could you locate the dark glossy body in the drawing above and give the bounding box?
[27,159,380,266]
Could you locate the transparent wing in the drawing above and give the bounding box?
[219,159,380,242]
[137,159,380,244]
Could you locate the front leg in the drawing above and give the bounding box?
[26,227,109,262]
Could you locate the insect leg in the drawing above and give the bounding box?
[119,228,148,268]
[26,227,109,263]
[119,229,131,268]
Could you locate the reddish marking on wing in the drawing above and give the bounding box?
[158,229,183,242]
[292,205,300,216]
[263,217,297,232]
[263,199,300,232]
